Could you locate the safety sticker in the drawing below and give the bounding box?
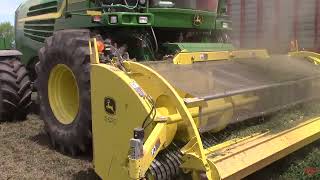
[151,139,161,156]
[130,81,146,97]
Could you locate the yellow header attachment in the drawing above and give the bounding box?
[173,49,269,64]
[89,38,320,180]
[289,51,320,65]
[89,38,214,179]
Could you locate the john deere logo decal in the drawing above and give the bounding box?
[104,97,116,115]
[193,14,204,26]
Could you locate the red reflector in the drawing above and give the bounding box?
[92,15,101,22]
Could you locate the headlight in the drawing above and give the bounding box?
[138,16,148,24]
[109,15,118,24]
[222,22,229,29]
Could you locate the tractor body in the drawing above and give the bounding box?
[15,0,231,65]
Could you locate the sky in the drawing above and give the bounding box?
[0,0,24,25]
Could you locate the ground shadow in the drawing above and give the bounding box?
[72,168,101,180]
[30,131,52,148]
[29,131,93,161]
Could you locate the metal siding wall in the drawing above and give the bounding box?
[230,0,318,52]
[243,0,257,47]
[315,0,320,51]
[277,0,294,51]
[260,0,274,50]
[298,0,316,50]
[230,0,241,47]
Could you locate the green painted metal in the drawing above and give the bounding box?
[163,43,234,54]
[101,12,154,27]
[215,18,232,30]
[15,0,63,64]
[15,0,231,65]
[149,8,216,29]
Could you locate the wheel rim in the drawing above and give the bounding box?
[48,64,80,125]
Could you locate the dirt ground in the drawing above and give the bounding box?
[0,109,319,180]
[0,114,98,180]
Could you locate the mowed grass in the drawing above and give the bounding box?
[218,102,320,180]
[246,140,320,180]
[0,114,98,180]
[279,142,320,180]
[0,104,319,179]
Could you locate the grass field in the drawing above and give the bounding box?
[0,105,319,179]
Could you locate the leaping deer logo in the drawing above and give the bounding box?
[193,14,204,26]
[104,97,116,115]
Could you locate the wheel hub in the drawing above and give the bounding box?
[48,64,80,125]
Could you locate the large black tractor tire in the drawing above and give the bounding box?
[36,29,91,155]
[0,59,32,121]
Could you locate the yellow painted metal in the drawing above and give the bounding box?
[90,39,154,179]
[206,117,320,180]
[18,1,101,23]
[86,10,102,16]
[230,49,269,59]
[101,59,258,179]
[129,123,168,178]
[48,64,79,125]
[158,95,257,129]
[204,132,268,156]
[18,0,66,22]
[90,39,176,179]
[89,39,100,64]
[89,57,200,179]
[173,49,269,64]
[91,63,152,180]
[173,51,230,64]
[289,51,320,65]
[124,61,213,179]
[200,95,258,133]
[89,38,320,180]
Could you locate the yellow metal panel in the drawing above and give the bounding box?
[91,64,151,180]
[129,123,167,178]
[173,51,230,64]
[86,10,102,16]
[90,37,320,180]
[18,0,66,22]
[289,51,320,65]
[89,39,100,64]
[207,118,320,180]
[173,49,269,64]
[124,62,214,179]
[230,49,269,59]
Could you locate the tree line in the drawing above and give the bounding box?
[0,22,14,46]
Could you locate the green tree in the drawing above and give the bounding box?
[0,22,14,48]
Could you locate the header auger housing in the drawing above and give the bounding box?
[13,0,320,179]
[88,37,320,179]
